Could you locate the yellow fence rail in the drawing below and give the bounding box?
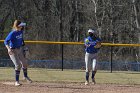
[0,40,140,47]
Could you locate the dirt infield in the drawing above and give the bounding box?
[0,81,140,93]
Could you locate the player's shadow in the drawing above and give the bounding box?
[48,85,91,89]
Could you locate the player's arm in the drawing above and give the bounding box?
[94,38,102,49]
[84,38,91,47]
[4,32,13,55]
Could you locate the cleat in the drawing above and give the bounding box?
[24,77,32,83]
[92,78,96,85]
[85,81,89,85]
[15,81,22,86]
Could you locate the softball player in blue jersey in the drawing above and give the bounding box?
[4,20,32,86]
[84,29,101,85]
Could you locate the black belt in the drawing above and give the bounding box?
[11,47,20,49]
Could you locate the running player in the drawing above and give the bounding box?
[4,20,32,86]
[84,29,102,85]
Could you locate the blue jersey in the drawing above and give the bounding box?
[84,36,101,54]
[4,30,23,49]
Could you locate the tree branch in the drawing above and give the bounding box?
[132,0,140,29]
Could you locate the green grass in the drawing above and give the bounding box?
[0,67,140,85]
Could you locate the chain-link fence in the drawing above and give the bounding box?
[0,41,140,72]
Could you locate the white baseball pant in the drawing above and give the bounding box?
[85,52,98,72]
[9,47,28,71]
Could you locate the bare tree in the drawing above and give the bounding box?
[132,0,140,29]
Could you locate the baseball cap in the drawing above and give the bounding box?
[18,22,26,27]
[88,29,95,33]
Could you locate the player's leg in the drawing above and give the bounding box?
[92,58,97,84]
[19,48,32,83]
[20,46,28,78]
[85,52,91,85]
[9,49,22,86]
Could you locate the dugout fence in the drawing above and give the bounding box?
[0,40,140,72]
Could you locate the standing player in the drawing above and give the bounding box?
[4,20,32,86]
[84,29,101,85]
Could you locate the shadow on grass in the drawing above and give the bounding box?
[100,71,140,74]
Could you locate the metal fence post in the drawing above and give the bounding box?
[111,46,113,73]
[61,44,64,71]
